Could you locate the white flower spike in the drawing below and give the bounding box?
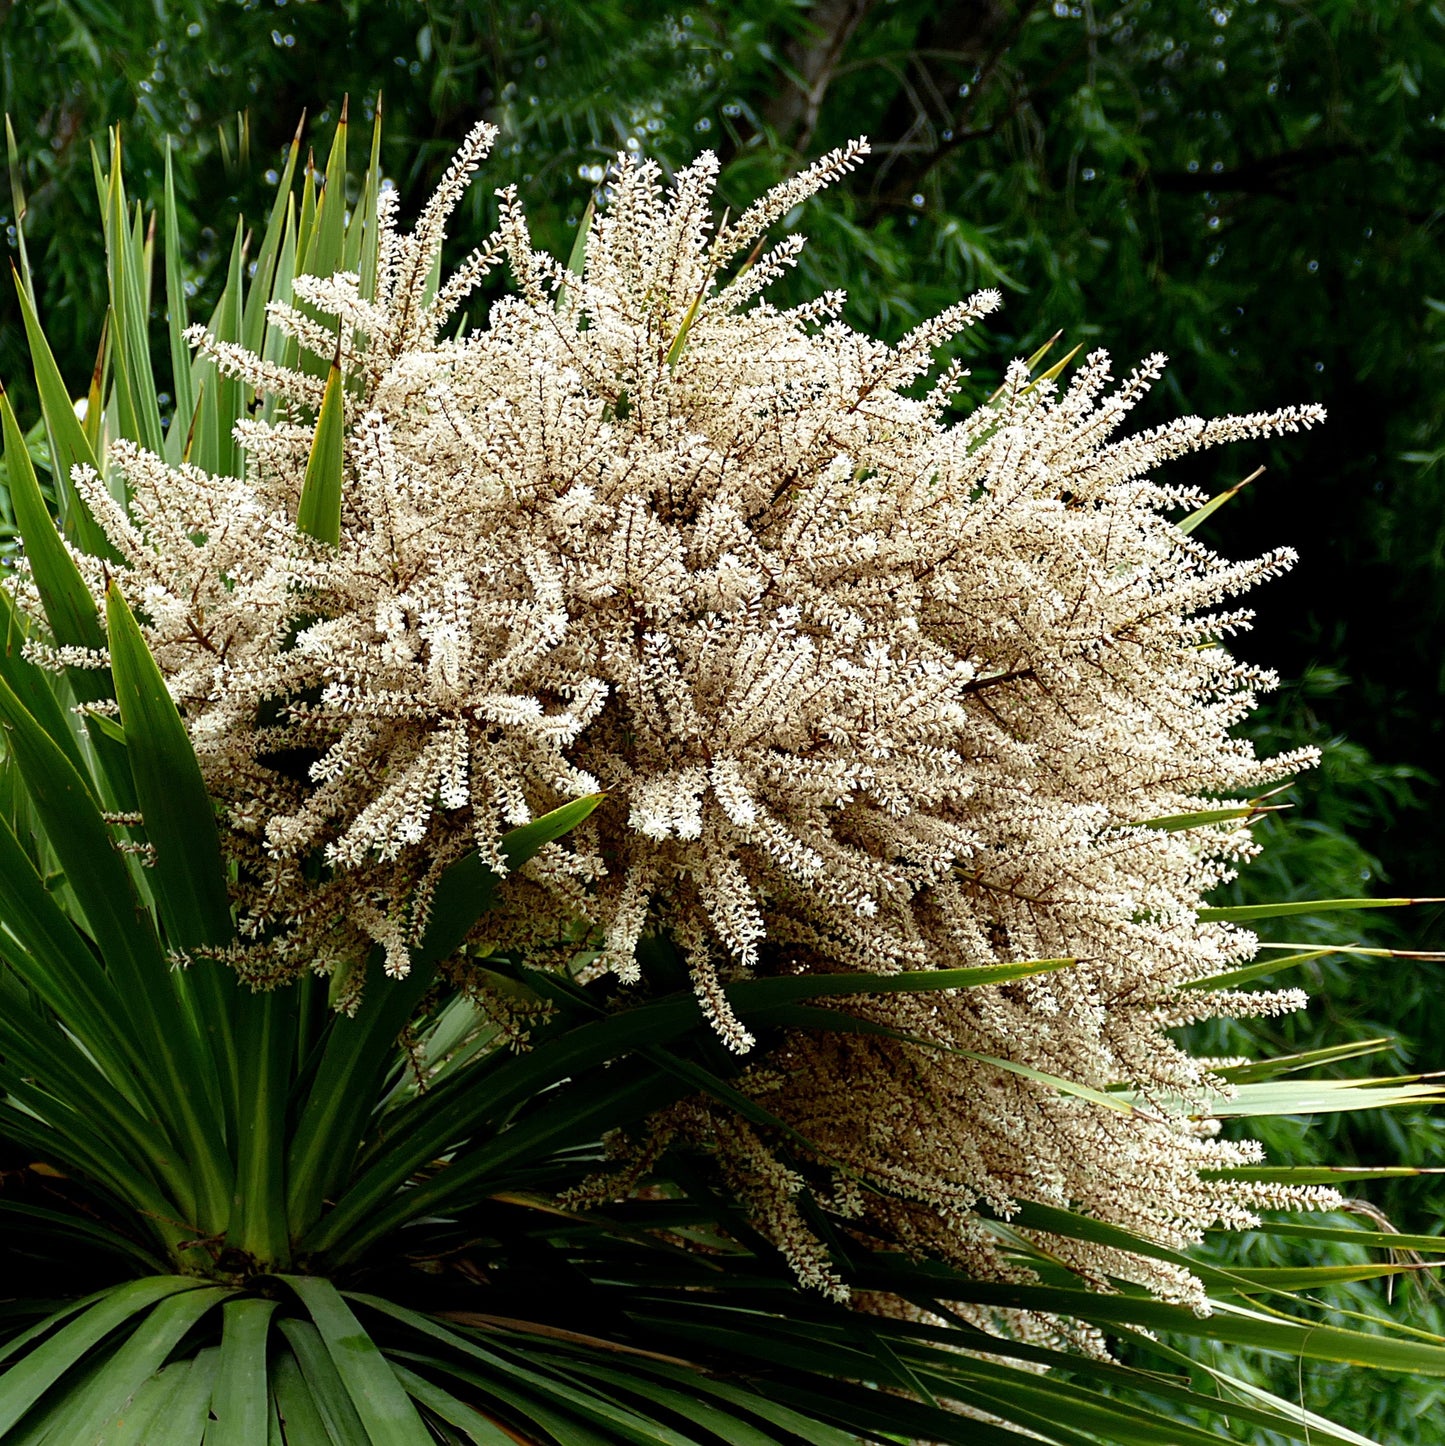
[14,129,1333,1319]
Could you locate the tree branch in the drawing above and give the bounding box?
[760,0,879,154]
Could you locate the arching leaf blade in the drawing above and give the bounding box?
[387,1363,535,1445]
[281,1277,435,1445]
[38,1286,232,1446]
[0,810,169,1120]
[105,580,242,1151]
[1184,948,1333,991]
[301,101,348,282]
[285,793,606,1241]
[94,1356,195,1446]
[0,669,233,1231]
[101,130,165,458]
[1198,896,1440,923]
[1214,1036,1397,1084]
[0,583,89,775]
[0,1279,211,1436]
[0,382,106,658]
[268,1347,334,1446]
[276,1321,368,1445]
[207,1298,279,1446]
[416,793,606,966]
[1196,1076,1445,1118]
[8,266,112,557]
[242,115,305,355]
[6,114,36,300]
[0,982,186,1221]
[295,359,344,545]
[1251,1220,1445,1253]
[105,582,232,949]
[211,221,247,479]
[161,143,195,462]
[1204,1164,1445,1186]
[1178,466,1262,535]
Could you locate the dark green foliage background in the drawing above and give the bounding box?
[2,0,1443,1436]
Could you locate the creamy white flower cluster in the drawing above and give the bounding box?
[20,125,1336,1309]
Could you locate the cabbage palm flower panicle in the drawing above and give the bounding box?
[11,121,1335,1315]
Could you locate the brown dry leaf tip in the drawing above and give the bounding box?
[14,126,1335,1319]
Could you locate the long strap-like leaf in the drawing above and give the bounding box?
[206,1298,279,1446]
[0,804,176,1145]
[281,1277,435,1446]
[30,1285,231,1446]
[0,1279,212,1436]
[8,267,113,558]
[295,356,345,545]
[0,984,186,1228]
[0,670,233,1234]
[105,584,232,949]
[105,581,246,1173]
[0,373,135,812]
[285,795,604,1240]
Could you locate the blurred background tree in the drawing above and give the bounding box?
[3,0,1443,1435]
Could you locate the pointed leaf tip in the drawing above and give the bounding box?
[296,360,345,546]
